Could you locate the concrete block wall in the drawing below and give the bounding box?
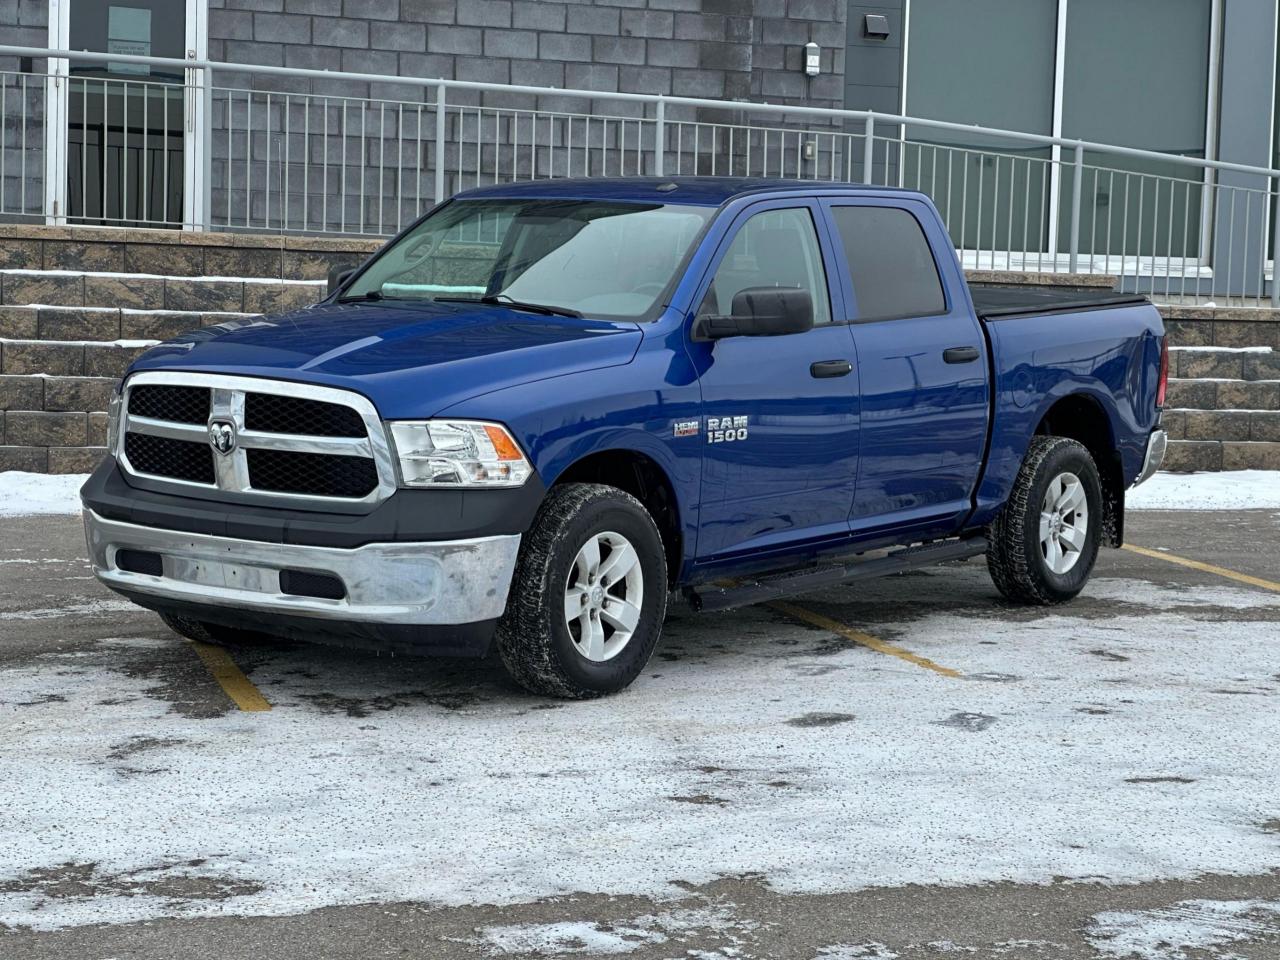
[0,225,380,473]
[205,0,847,111]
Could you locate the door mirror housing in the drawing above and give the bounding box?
[696,287,815,340]
[327,267,356,297]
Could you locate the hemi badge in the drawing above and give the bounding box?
[674,419,700,438]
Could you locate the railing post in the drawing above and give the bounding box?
[862,114,875,185]
[1069,142,1083,273]
[434,82,446,204]
[202,65,213,231]
[1271,175,1280,308]
[654,97,665,178]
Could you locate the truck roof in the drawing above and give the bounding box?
[451,176,916,207]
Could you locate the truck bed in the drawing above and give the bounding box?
[969,284,1148,320]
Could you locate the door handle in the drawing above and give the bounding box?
[810,359,853,378]
[943,346,980,364]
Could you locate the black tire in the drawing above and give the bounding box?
[986,435,1103,605]
[496,483,668,699]
[159,612,275,646]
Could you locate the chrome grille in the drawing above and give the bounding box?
[118,372,396,505]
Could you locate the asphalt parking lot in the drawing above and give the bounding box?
[2,509,1279,959]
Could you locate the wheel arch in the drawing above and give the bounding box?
[551,448,683,587]
[1033,392,1124,547]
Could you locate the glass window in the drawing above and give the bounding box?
[904,0,1058,253]
[1060,0,1213,258]
[346,199,714,320]
[831,206,946,322]
[700,207,832,325]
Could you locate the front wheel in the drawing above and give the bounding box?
[986,436,1103,605]
[496,483,668,698]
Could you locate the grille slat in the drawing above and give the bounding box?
[125,432,216,485]
[246,448,379,498]
[129,385,211,425]
[245,393,365,437]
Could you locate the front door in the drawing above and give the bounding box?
[688,199,861,564]
[45,0,207,227]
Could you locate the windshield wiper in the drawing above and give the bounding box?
[335,291,408,304]
[434,294,582,319]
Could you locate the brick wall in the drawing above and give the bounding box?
[206,0,847,112]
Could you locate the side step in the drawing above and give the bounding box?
[686,537,990,612]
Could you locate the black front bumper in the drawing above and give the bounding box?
[80,456,546,549]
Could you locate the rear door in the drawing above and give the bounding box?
[688,198,861,563]
[818,197,989,540]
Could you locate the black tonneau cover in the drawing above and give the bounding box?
[970,284,1148,320]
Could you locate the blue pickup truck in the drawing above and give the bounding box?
[81,178,1168,697]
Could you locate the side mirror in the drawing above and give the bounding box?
[327,267,356,298]
[696,287,814,340]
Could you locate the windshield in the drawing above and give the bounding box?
[341,198,714,320]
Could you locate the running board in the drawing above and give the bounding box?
[685,536,989,613]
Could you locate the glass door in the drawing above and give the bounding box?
[45,0,207,228]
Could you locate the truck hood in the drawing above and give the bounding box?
[128,301,644,418]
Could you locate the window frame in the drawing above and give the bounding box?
[689,197,844,332]
[820,198,952,325]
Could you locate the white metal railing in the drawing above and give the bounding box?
[3,44,1280,307]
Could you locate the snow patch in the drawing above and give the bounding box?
[0,599,138,620]
[0,472,87,517]
[470,920,665,955]
[1130,470,1280,510]
[1087,899,1280,959]
[0,268,323,285]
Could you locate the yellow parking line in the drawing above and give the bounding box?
[189,641,272,712]
[1122,544,1280,594]
[768,600,963,678]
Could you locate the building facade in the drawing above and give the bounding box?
[0,0,1276,293]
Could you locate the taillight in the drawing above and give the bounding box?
[1156,335,1169,408]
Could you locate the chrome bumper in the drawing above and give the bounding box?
[83,510,520,625]
[1132,428,1168,487]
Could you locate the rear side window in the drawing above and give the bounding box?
[831,206,946,322]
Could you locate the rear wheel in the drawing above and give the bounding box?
[160,613,275,646]
[986,436,1103,604]
[497,483,667,698]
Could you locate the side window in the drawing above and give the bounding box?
[831,206,946,322]
[700,207,832,326]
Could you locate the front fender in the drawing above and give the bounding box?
[436,333,704,570]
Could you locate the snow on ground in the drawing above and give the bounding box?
[1128,470,1280,510]
[3,469,1280,519]
[0,473,87,517]
[1087,899,1280,959]
[2,564,1279,931]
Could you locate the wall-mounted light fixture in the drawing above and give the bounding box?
[863,14,891,39]
[803,40,821,77]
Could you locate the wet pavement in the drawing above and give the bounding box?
[2,509,1279,959]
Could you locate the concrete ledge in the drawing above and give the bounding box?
[0,223,384,253]
[965,270,1119,288]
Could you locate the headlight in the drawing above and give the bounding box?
[388,420,532,488]
[106,389,123,455]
